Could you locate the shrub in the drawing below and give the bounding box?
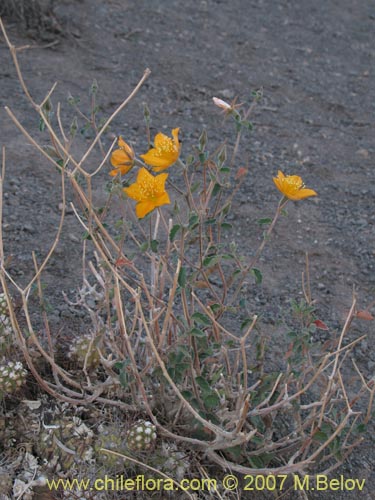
[0,19,373,491]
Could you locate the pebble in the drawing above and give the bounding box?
[69,234,80,243]
[355,148,369,159]
[22,224,35,234]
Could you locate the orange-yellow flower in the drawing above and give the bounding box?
[140,128,180,172]
[109,137,135,176]
[123,167,170,218]
[273,170,317,200]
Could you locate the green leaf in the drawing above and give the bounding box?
[219,166,230,173]
[190,327,206,338]
[140,241,149,252]
[39,117,46,132]
[248,456,266,468]
[189,213,199,229]
[221,203,231,215]
[240,318,253,330]
[186,154,194,166]
[220,222,232,230]
[169,224,181,242]
[150,239,159,252]
[205,218,217,225]
[198,129,207,151]
[195,376,211,392]
[224,445,242,458]
[70,116,78,137]
[82,231,92,240]
[241,119,253,131]
[203,255,220,267]
[257,217,272,226]
[212,183,221,197]
[191,312,211,326]
[181,390,193,400]
[355,423,367,434]
[199,152,208,164]
[251,268,262,284]
[209,303,221,314]
[90,79,99,95]
[190,181,201,193]
[203,393,220,409]
[178,267,187,288]
[313,431,328,442]
[221,253,234,260]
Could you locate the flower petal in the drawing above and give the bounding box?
[291,188,317,200]
[154,172,169,193]
[135,200,156,218]
[123,182,143,201]
[155,190,170,207]
[140,149,172,169]
[171,127,180,147]
[109,165,132,176]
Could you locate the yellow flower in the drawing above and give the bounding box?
[140,128,180,172]
[109,137,135,176]
[273,170,317,200]
[123,167,170,219]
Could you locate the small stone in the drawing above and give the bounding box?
[69,234,80,243]
[356,148,369,159]
[22,224,35,234]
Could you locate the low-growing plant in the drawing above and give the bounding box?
[0,18,374,493]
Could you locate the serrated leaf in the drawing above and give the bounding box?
[191,312,211,326]
[203,393,220,409]
[190,327,206,338]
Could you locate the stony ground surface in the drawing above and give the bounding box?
[0,0,374,498]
